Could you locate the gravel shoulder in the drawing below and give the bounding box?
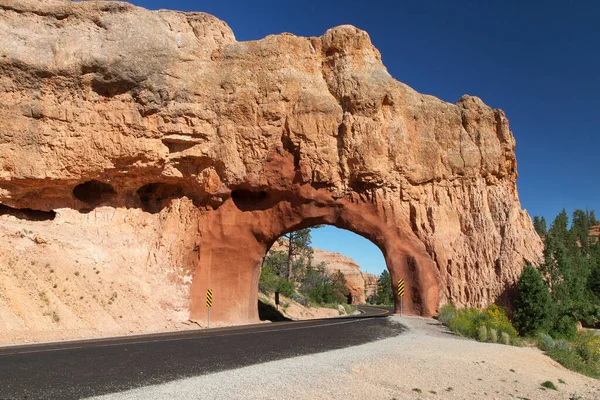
[89,316,600,400]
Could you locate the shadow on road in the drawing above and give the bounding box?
[258,300,292,322]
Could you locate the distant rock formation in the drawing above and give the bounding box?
[363,273,379,301]
[0,0,543,326]
[311,248,379,304]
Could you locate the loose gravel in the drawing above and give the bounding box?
[89,316,600,400]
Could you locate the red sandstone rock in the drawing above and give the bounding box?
[0,0,543,326]
[312,248,370,304]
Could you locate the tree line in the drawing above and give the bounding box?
[514,208,600,338]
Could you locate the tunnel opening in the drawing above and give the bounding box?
[73,180,116,207]
[189,185,440,325]
[257,225,391,322]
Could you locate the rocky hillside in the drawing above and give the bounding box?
[0,205,197,346]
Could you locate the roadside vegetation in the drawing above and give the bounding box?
[524,209,600,378]
[438,304,520,345]
[259,227,352,310]
[439,209,600,379]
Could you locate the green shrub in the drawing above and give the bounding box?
[554,339,570,352]
[342,304,353,315]
[542,331,600,379]
[481,305,519,340]
[448,307,482,338]
[573,331,600,363]
[489,328,498,343]
[438,303,457,325]
[501,332,510,345]
[477,325,487,341]
[541,381,557,390]
[259,263,295,297]
[301,267,348,305]
[440,304,520,345]
[538,332,555,351]
[552,314,578,340]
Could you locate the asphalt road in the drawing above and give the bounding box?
[0,306,401,400]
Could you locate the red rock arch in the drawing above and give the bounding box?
[189,152,439,324]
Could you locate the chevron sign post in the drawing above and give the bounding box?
[206,289,213,328]
[397,279,405,316]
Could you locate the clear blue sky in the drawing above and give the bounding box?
[310,226,387,275]
[132,0,599,274]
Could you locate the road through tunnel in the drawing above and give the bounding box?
[189,153,440,325]
[258,225,392,321]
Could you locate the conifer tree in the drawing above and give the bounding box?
[589,210,598,226]
[572,209,591,251]
[513,265,553,336]
[375,270,394,305]
[278,228,314,281]
[533,216,547,236]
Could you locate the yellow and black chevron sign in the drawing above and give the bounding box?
[206,289,213,308]
[397,279,405,297]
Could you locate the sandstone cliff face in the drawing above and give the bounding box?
[0,0,543,326]
[0,201,200,345]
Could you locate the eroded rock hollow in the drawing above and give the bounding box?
[0,0,543,325]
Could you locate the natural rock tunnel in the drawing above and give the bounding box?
[0,1,543,327]
[190,152,439,323]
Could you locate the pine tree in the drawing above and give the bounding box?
[278,228,314,281]
[375,270,394,305]
[331,270,350,304]
[589,210,598,226]
[549,209,575,252]
[588,262,600,301]
[541,216,547,233]
[571,209,591,252]
[513,265,553,336]
[533,216,547,236]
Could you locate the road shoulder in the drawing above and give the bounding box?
[89,316,600,399]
